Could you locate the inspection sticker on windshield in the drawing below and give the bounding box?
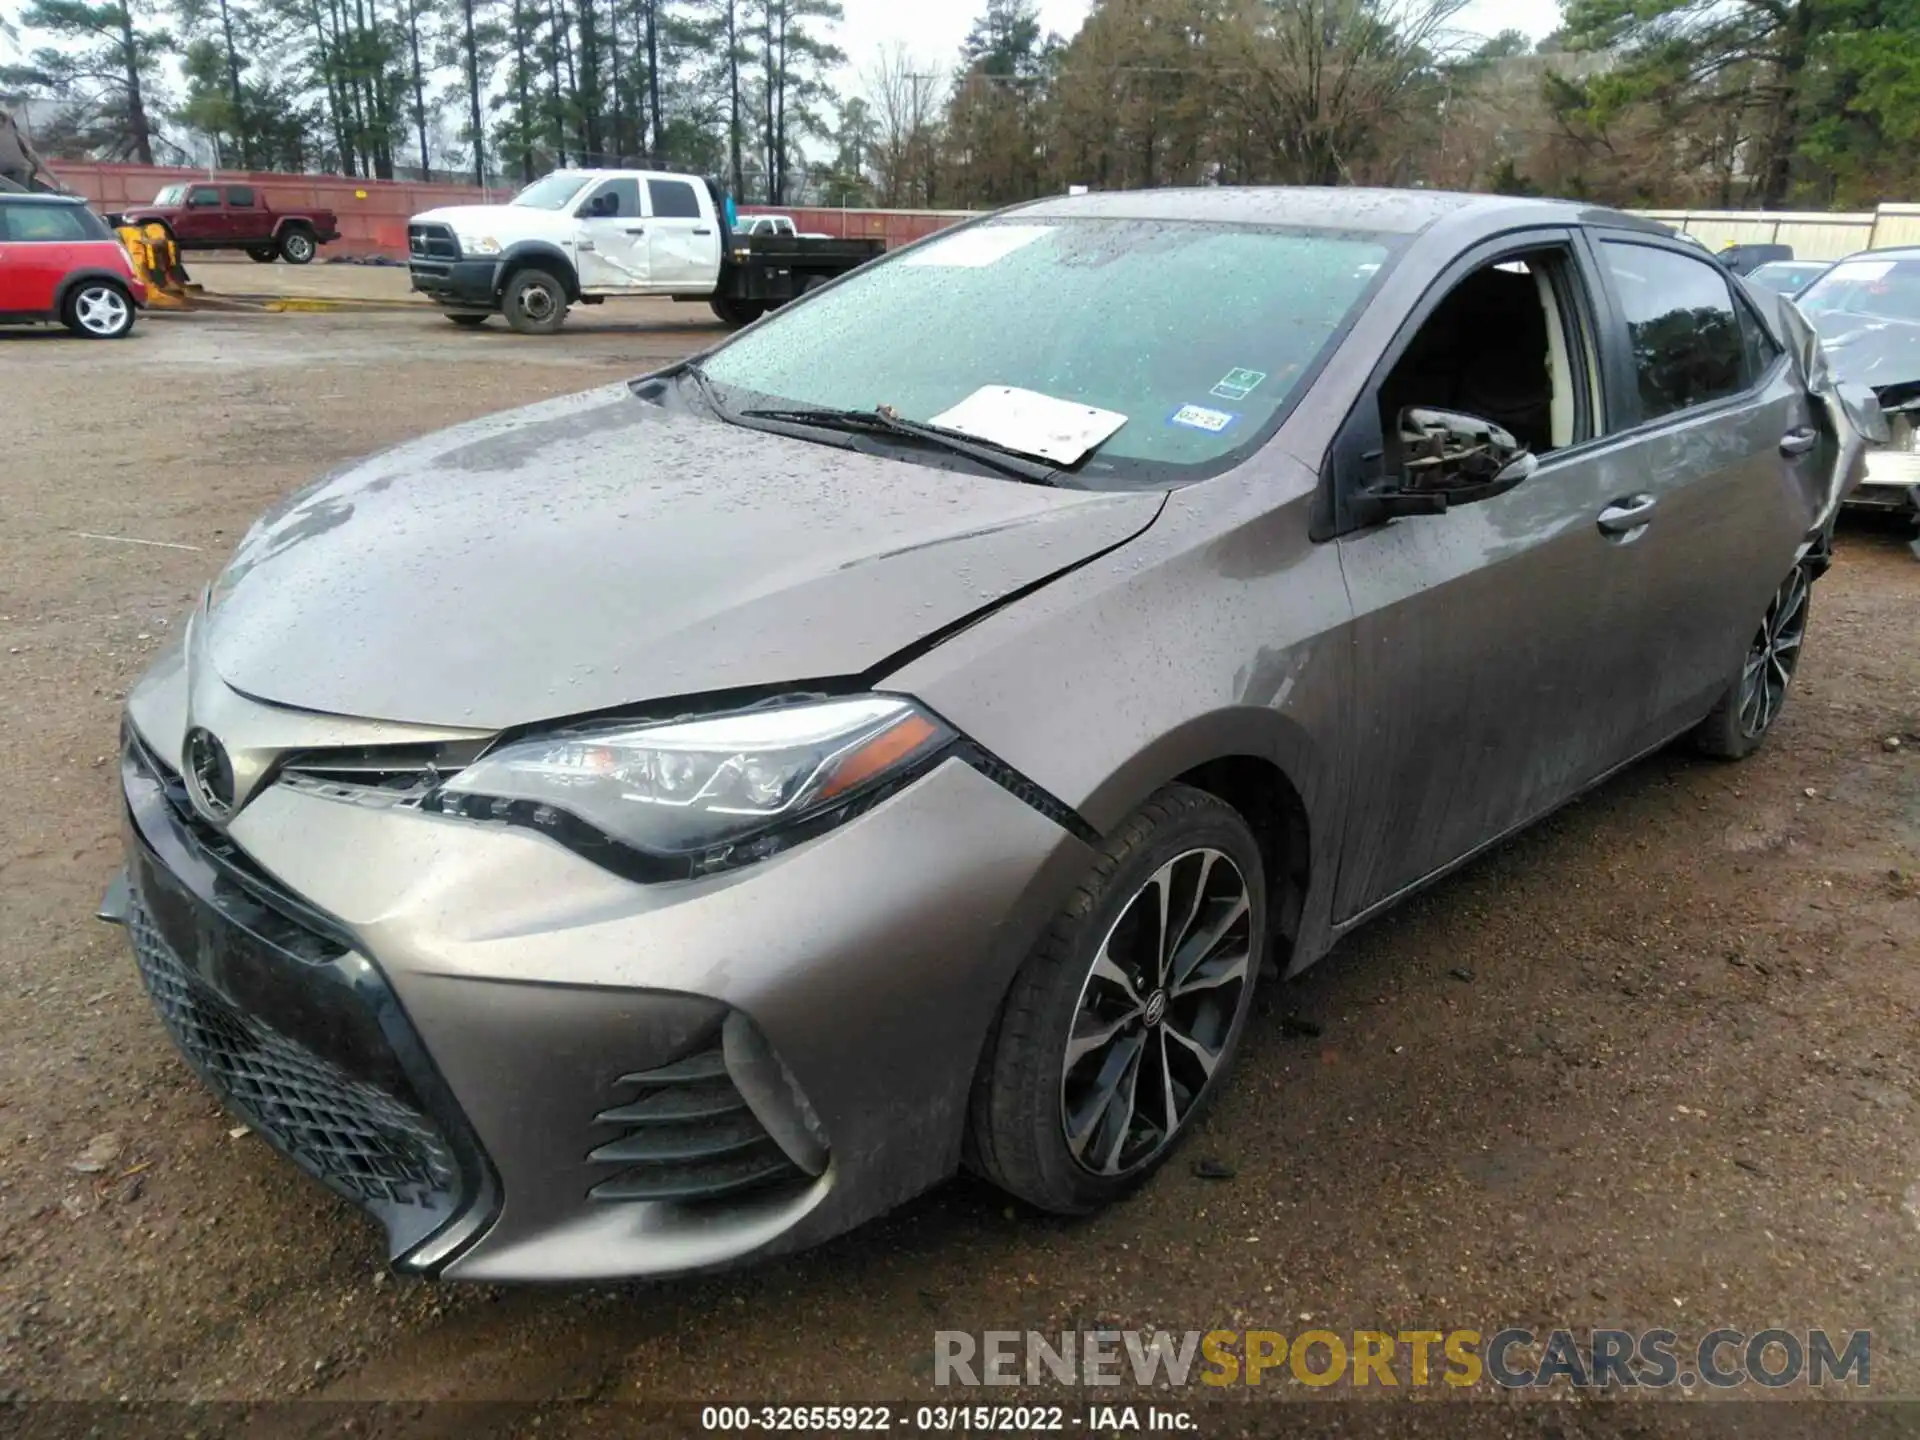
[1210,368,1268,401]
[904,224,1053,268]
[929,386,1128,465]
[1169,404,1237,433]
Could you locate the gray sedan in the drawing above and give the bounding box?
[106,188,1860,1281]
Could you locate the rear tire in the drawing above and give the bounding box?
[277,227,317,265]
[61,280,135,340]
[966,785,1266,1215]
[246,246,278,264]
[501,267,569,334]
[709,295,765,329]
[1692,558,1813,760]
[445,312,490,327]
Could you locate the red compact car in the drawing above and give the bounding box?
[0,193,145,339]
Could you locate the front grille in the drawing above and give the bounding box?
[129,891,459,1209]
[587,1046,806,1204]
[408,222,459,260]
[119,727,496,1264]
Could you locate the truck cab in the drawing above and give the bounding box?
[408,168,884,333]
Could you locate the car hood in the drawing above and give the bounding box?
[203,385,1163,729]
[1805,310,1920,392]
[413,203,541,232]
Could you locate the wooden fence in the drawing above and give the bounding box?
[1633,203,1920,260]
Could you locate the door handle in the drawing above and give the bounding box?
[1596,494,1658,537]
[1779,426,1819,456]
[692,227,712,235]
[625,227,646,236]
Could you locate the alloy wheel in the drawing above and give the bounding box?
[1060,847,1254,1177]
[1738,563,1810,739]
[73,285,130,337]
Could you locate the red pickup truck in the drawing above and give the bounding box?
[116,183,340,265]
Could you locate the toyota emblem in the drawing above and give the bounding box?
[183,727,236,824]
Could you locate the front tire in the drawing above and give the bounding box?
[277,227,317,264]
[1693,558,1813,759]
[967,785,1265,1214]
[246,246,278,264]
[62,281,135,340]
[502,267,569,334]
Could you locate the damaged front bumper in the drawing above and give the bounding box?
[106,663,1089,1281]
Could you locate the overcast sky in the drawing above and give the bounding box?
[836,0,1568,86]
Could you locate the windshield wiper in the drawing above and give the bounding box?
[736,403,1062,484]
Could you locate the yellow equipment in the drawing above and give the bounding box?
[115,221,202,308]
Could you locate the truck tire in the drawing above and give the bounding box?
[709,296,765,329]
[278,226,317,264]
[246,246,278,264]
[445,312,490,327]
[502,267,569,334]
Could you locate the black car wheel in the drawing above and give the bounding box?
[967,785,1265,1214]
[502,268,569,335]
[61,281,136,340]
[445,312,490,327]
[278,227,317,265]
[246,246,279,264]
[1694,558,1813,759]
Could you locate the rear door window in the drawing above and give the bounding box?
[1600,242,1747,423]
[226,186,255,207]
[648,179,702,219]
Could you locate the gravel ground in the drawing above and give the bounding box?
[1,306,1916,1430]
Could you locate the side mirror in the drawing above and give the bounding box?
[1355,408,1537,522]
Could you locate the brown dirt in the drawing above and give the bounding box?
[1,306,1916,1417]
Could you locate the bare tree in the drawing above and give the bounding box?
[1222,0,1472,185]
[863,41,942,206]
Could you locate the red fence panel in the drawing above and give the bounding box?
[48,163,979,259]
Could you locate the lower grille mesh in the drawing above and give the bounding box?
[129,895,458,1209]
[587,1046,805,1204]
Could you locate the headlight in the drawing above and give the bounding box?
[461,234,502,257]
[428,696,954,878]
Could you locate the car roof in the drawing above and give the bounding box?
[1011,186,1661,238]
[0,192,90,205]
[1838,246,1920,263]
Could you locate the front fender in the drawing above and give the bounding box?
[500,242,580,299]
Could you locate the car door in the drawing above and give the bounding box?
[1582,233,1815,749]
[178,185,226,243]
[225,185,260,244]
[644,176,719,289]
[572,176,649,291]
[1328,229,1663,921]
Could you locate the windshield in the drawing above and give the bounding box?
[698,218,1395,486]
[1748,263,1825,295]
[154,185,184,204]
[512,173,590,211]
[1797,256,1920,324]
